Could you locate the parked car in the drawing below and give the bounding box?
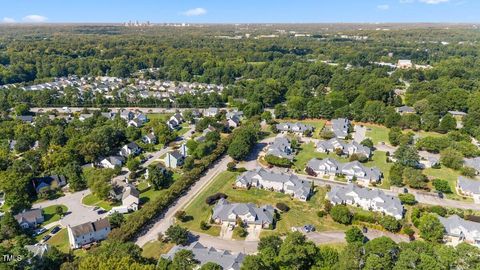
[437,192,444,199]
[42,235,51,242]
[303,224,315,233]
[403,188,408,194]
[51,226,61,234]
[34,227,47,236]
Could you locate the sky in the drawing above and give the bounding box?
[0,0,479,24]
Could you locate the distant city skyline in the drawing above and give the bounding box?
[1,0,479,24]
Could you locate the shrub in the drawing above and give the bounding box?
[265,155,292,167]
[330,205,352,225]
[432,179,452,194]
[426,205,447,217]
[205,193,228,205]
[234,226,248,238]
[317,210,326,218]
[227,161,237,172]
[200,221,210,230]
[399,193,417,205]
[379,216,402,232]
[276,202,290,212]
[323,200,333,213]
[174,211,187,222]
[165,225,189,246]
[345,226,365,244]
[461,167,477,178]
[353,211,377,224]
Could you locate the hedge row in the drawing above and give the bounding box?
[108,137,231,242]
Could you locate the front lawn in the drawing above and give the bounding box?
[424,166,472,201]
[293,142,349,173]
[146,113,173,122]
[181,171,347,237]
[42,205,68,225]
[46,228,69,253]
[82,194,119,211]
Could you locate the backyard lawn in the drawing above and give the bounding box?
[146,113,173,121]
[293,142,349,173]
[42,205,68,225]
[141,241,175,259]
[364,124,390,145]
[181,171,347,237]
[277,119,326,139]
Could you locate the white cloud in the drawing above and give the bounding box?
[377,4,390,10]
[2,17,16,23]
[22,14,48,23]
[419,0,449,4]
[400,0,449,3]
[182,7,207,16]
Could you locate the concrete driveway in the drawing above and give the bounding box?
[245,225,262,241]
[353,125,367,143]
[220,223,234,240]
[33,190,107,227]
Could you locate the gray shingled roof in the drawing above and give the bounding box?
[212,198,275,226]
[438,215,480,239]
[331,118,349,138]
[307,158,381,182]
[328,184,403,218]
[162,242,245,270]
[266,137,293,160]
[458,176,480,194]
[464,158,480,173]
[276,122,313,133]
[236,168,312,200]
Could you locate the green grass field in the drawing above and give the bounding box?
[276,119,327,138]
[46,229,69,253]
[364,124,390,145]
[293,142,348,172]
[141,241,175,259]
[42,205,68,225]
[82,194,119,211]
[424,166,472,201]
[146,113,173,121]
[181,171,346,237]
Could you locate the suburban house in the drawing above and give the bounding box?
[109,185,140,214]
[226,115,240,128]
[119,142,141,157]
[128,118,144,128]
[397,59,413,69]
[235,168,312,201]
[164,150,185,169]
[204,107,219,117]
[167,113,184,130]
[17,115,34,124]
[395,106,416,115]
[67,218,111,249]
[212,198,275,229]
[316,138,371,157]
[79,114,93,122]
[142,133,157,144]
[438,215,480,247]
[327,184,404,220]
[162,242,245,270]
[99,156,125,169]
[32,175,67,194]
[331,118,350,139]
[119,110,134,121]
[457,176,480,203]
[464,158,480,175]
[419,157,440,169]
[266,136,294,160]
[14,209,44,229]
[178,143,188,157]
[25,243,50,259]
[306,158,382,186]
[275,122,314,134]
[101,112,116,120]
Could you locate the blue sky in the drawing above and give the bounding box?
[0,0,478,23]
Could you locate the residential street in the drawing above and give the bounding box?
[33,189,107,227]
[135,154,232,247]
